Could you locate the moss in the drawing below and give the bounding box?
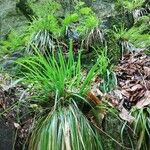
[101,113,137,150]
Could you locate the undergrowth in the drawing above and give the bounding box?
[0,0,150,149]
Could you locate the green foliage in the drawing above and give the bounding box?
[111,24,150,49]
[97,48,110,79]
[79,7,92,15]
[26,29,56,54]
[106,39,121,65]
[83,28,105,50]
[29,0,99,37]
[17,41,99,100]
[145,48,150,55]
[115,0,145,12]
[26,6,62,51]
[63,13,79,26]
[29,0,61,17]
[29,103,103,150]
[99,70,117,93]
[131,107,150,150]
[94,48,117,93]
[63,2,99,35]
[0,30,26,55]
[25,15,61,53]
[1,1,100,55]
[28,15,61,36]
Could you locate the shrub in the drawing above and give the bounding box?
[110,24,150,56]
[115,0,145,12]
[0,30,26,55]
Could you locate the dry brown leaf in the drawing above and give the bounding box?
[143,66,150,76]
[121,90,130,98]
[119,108,135,123]
[130,84,143,92]
[14,122,21,129]
[87,91,101,104]
[146,81,150,90]
[136,91,150,109]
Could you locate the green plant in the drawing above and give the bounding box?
[28,14,61,36]
[26,29,56,54]
[17,41,98,100]
[115,0,145,12]
[121,106,150,150]
[99,70,117,93]
[29,0,61,17]
[16,41,105,149]
[110,24,150,56]
[94,48,117,93]
[82,27,105,50]
[96,102,136,149]
[0,30,26,55]
[63,2,99,36]
[97,48,109,78]
[131,107,150,150]
[25,13,62,53]
[16,1,63,53]
[29,102,103,150]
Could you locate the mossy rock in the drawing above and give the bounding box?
[0,0,28,40]
[0,118,15,150]
[101,113,137,150]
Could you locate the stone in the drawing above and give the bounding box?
[0,118,15,150]
[0,0,28,40]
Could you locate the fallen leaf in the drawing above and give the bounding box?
[136,91,150,109]
[87,91,101,104]
[14,122,21,129]
[143,66,150,76]
[130,84,143,92]
[121,89,130,98]
[119,108,135,123]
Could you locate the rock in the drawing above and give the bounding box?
[16,0,35,21]
[85,0,115,18]
[0,51,23,74]
[0,118,15,150]
[101,12,134,29]
[101,112,137,150]
[0,0,28,39]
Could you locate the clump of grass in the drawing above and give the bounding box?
[28,15,61,36]
[1,1,102,56]
[115,0,148,20]
[25,14,62,53]
[121,106,150,150]
[29,102,103,150]
[17,42,104,149]
[17,40,99,101]
[131,107,150,150]
[63,1,103,49]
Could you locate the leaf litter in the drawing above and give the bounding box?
[0,73,35,148]
[88,52,150,123]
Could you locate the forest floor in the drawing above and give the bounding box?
[0,52,150,149]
